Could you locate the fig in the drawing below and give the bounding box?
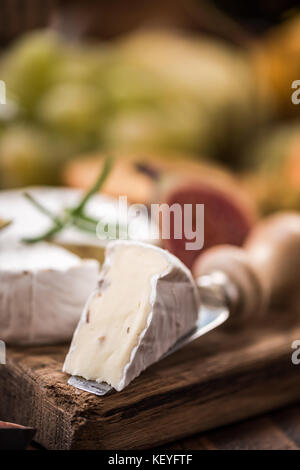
[161,180,256,269]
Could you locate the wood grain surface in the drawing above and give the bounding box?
[25,404,300,450]
[1,310,300,450]
[160,404,300,450]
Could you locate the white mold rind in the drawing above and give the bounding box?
[0,244,99,345]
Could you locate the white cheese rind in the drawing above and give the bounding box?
[0,243,99,345]
[63,241,199,391]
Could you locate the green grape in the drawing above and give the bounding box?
[104,100,207,155]
[37,83,104,136]
[0,28,267,171]
[103,59,166,111]
[0,30,62,114]
[0,124,62,188]
[53,44,109,87]
[115,30,262,164]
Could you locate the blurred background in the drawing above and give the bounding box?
[0,0,299,267]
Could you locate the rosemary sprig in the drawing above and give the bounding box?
[22,155,118,244]
[23,224,65,244]
[23,192,64,228]
[71,155,113,217]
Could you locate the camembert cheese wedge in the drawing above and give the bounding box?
[63,241,199,391]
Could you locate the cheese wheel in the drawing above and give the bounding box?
[0,242,99,345]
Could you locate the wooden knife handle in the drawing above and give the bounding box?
[193,213,300,321]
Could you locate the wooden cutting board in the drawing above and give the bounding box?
[1,310,300,450]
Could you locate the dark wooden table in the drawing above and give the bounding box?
[159,404,300,450]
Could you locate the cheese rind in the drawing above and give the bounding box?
[0,242,99,344]
[63,241,199,391]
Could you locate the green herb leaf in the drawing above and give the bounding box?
[22,156,116,244]
[23,192,64,228]
[71,155,113,217]
[22,224,64,244]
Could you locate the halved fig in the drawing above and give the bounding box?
[161,181,256,270]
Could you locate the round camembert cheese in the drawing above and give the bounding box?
[0,241,99,344]
[0,187,158,263]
